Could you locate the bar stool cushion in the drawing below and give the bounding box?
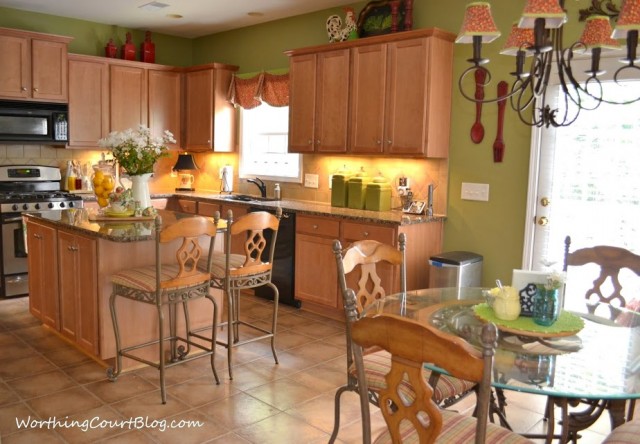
[209,253,249,278]
[603,420,640,443]
[353,349,477,404]
[373,409,533,443]
[112,264,203,292]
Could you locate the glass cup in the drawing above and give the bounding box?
[533,288,560,326]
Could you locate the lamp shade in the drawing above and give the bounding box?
[456,2,501,44]
[500,22,536,55]
[519,0,567,29]
[173,153,198,171]
[612,0,640,38]
[580,15,621,51]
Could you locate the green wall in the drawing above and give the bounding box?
[1,1,594,286]
[0,7,193,66]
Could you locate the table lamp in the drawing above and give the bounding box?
[173,153,198,191]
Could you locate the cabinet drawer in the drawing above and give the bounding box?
[177,199,197,214]
[342,222,395,244]
[198,201,220,217]
[297,215,340,238]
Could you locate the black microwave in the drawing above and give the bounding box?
[0,100,69,145]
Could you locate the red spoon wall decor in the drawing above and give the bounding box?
[470,69,486,144]
[493,81,508,163]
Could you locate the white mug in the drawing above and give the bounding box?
[179,173,194,188]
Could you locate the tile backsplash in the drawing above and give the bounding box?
[0,145,448,214]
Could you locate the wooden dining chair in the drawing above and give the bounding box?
[346,289,533,444]
[603,419,640,443]
[202,208,282,380]
[560,235,640,427]
[329,234,476,443]
[107,213,220,404]
[563,235,640,319]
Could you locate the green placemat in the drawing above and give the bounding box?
[473,303,584,336]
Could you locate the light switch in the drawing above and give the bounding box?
[461,182,490,201]
[304,173,319,188]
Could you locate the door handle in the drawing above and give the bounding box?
[540,197,550,207]
[538,216,549,226]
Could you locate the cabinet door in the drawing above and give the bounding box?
[315,49,349,153]
[31,39,68,101]
[58,231,98,355]
[288,54,316,153]
[110,64,148,132]
[341,222,398,297]
[197,201,220,217]
[26,221,59,328]
[295,233,338,308]
[68,57,109,148]
[148,69,181,147]
[349,44,387,154]
[177,199,197,214]
[384,38,429,155]
[185,69,214,151]
[0,34,30,99]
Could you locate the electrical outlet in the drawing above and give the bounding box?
[329,174,333,189]
[461,182,490,201]
[304,173,319,188]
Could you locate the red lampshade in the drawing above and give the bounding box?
[456,2,501,44]
[612,0,640,38]
[500,22,536,55]
[580,15,621,52]
[519,0,567,29]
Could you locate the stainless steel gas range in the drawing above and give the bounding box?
[0,165,83,298]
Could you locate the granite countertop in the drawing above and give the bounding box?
[170,191,446,226]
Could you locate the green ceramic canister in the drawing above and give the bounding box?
[331,173,350,207]
[365,177,392,211]
[348,174,370,209]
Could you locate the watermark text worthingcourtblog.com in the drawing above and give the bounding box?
[16,416,204,433]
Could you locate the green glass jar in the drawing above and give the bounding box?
[533,288,560,326]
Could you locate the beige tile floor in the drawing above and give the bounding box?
[0,294,613,443]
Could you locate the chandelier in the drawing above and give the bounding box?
[457,0,640,128]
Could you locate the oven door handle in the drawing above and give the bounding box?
[3,216,23,223]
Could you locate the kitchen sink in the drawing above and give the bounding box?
[218,194,278,202]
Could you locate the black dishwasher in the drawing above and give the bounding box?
[248,207,300,308]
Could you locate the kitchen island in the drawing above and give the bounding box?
[23,209,223,368]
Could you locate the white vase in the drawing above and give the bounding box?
[130,173,152,209]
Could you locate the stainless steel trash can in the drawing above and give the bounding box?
[428,251,483,288]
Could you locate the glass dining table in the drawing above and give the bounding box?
[360,287,640,443]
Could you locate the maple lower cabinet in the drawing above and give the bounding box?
[0,27,72,102]
[288,49,349,153]
[295,215,340,308]
[67,55,109,148]
[58,231,99,355]
[184,63,238,152]
[26,220,59,329]
[287,28,454,157]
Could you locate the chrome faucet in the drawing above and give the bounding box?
[246,177,267,198]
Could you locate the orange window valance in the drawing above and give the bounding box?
[228,72,289,109]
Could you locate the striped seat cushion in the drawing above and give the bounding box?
[351,349,476,404]
[111,265,207,291]
[374,409,534,443]
[603,420,640,443]
[206,253,251,278]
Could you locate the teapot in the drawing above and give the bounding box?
[486,286,521,321]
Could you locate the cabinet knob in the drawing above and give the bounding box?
[315,140,320,145]
[376,140,381,145]
[307,139,312,145]
[312,224,318,229]
[363,231,369,237]
[386,140,392,145]
[33,233,42,240]
[33,88,39,92]
[21,87,27,91]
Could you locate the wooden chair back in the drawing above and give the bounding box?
[564,235,640,317]
[333,233,406,313]
[156,213,219,290]
[346,289,497,444]
[225,208,282,277]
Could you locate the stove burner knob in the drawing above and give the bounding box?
[11,204,18,211]
[60,202,66,208]
[48,202,55,209]
[34,203,41,210]
[22,204,29,211]
[69,202,75,208]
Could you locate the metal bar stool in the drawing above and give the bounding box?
[107,212,221,404]
[200,208,281,380]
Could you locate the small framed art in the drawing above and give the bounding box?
[511,269,564,317]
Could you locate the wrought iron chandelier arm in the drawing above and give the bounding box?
[458,66,527,105]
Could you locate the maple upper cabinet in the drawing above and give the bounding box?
[110,64,148,132]
[67,55,109,148]
[148,69,182,147]
[0,27,72,102]
[287,28,454,158]
[288,49,349,153]
[184,63,238,152]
